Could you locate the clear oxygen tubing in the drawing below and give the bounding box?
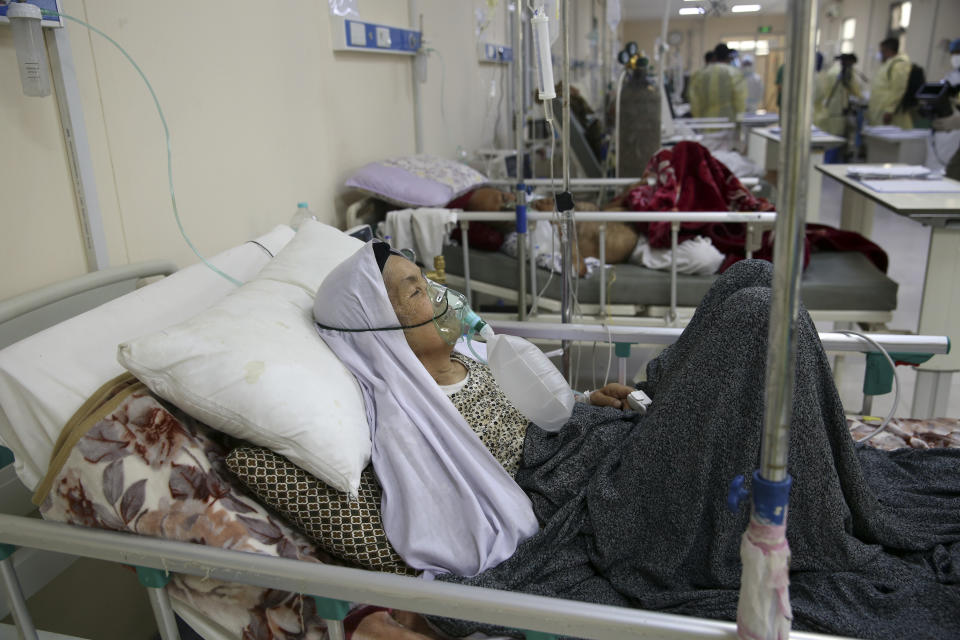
[837,330,900,444]
[466,331,488,365]
[527,119,559,318]
[464,309,493,364]
[41,9,242,287]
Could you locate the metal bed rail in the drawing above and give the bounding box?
[0,514,851,640]
[455,210,776,324]
[490,320,950,386]
[484,176,760,190]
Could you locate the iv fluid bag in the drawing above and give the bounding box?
[531,9,556,101]
[486,334,573,432]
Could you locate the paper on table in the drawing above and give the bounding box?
[862,125,929,139]
[862,179,960,193]
[862,125,904,135]
[768,125,825,135]
[847,165,931,179]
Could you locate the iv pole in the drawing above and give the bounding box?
[559,0,574,381]
[729,0,818,637]
[514,2,528,321]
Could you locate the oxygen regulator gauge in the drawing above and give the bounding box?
[617,42,648,71]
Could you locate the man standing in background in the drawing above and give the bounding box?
[685,51,713,112]
[814,54,861,162]
[689,44,746,120]
[741,56,765,112]
[868,37,913,128]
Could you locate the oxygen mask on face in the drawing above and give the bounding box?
[426,280,490,345]
[423,282,573,432]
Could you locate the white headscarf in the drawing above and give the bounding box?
[313,242,538,577]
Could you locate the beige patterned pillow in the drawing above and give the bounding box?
[226,446,417,576]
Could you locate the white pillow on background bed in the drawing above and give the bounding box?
[119,221,370,495]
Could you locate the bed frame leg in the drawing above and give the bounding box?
[0,544,38,640]
[136,566,181,640]
[312,596,351,640]
[615,342,631,386]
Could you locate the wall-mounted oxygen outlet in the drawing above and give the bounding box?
[331,16,420,55]
[477,42,513,64]
[0,0,62,27]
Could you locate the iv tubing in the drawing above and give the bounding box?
[41,9,242,287]
[837,330,900,443]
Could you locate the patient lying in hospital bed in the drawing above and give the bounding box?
[312,241,960,640]
[448,141,887,285]
[5,222,956,639]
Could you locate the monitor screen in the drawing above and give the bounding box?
[916,82,947,97]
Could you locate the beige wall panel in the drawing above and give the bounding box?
[2,0,602,298]
[0,28,88,299]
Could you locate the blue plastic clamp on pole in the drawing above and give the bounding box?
[751,469,792,526]
[0,543,15,561]
[614,342,632,358]
[136,566,171,588]
[312,596,351,621]
[515,203,528,234]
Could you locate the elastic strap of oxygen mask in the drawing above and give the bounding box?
[315,297,449,334]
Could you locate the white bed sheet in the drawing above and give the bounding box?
[0,226,294,492]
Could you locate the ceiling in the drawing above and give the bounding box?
[620,0,788,21]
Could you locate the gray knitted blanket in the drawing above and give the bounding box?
[434,260,960,639]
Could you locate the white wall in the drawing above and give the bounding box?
[0,0,537,300]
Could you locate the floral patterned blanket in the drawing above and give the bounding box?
[33,373,347,639]
[847,416,960,450]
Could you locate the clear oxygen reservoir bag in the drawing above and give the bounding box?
[483,332,574,432]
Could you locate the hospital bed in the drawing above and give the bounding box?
[0,222,949,640]
[440,209,897,326]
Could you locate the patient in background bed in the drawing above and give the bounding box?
[316,242,960,640]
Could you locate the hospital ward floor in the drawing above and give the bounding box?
[2,180,956,640]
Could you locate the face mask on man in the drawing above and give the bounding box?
[875,51,883,62]
[952,54,960,70]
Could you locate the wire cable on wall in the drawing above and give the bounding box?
[42,9,243,287]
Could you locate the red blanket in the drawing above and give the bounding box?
[624,142,887,273]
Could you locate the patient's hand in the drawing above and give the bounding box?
[589,383,635,409]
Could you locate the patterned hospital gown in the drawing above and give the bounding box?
[447,353,530,477]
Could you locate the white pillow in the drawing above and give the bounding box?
[0,225,294,492]
[118,221,369,495]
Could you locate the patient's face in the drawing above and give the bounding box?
[382,256,449,357]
